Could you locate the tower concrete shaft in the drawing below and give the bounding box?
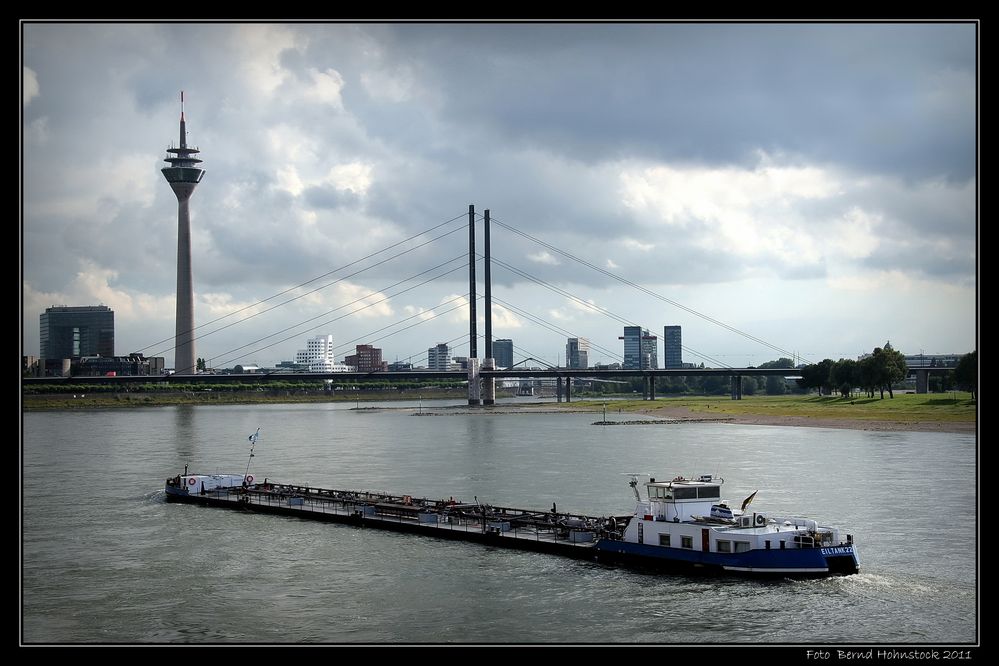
[161,91,205,375]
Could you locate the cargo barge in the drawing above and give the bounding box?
[164,432,859,576]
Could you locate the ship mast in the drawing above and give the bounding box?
[244,428,260,481]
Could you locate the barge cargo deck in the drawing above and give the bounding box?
[166,480,621,562]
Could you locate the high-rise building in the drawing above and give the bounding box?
[295,335,350,372]
[566,337,589,369]
[345,344,387,373]
[427,343,451,371]
[493,339,514,369]
[664,325,683,369]
[620,326,658,369]
[40,305,114,359]
[161,91,206,375]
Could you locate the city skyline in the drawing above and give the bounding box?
[22,23,977,369]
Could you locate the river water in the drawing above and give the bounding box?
[22,401,977,644]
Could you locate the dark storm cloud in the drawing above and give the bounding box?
[371,23,975,181]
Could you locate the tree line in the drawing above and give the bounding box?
[578,345,976,400]
[796,345,976,399]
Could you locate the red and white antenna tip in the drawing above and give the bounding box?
[180,90,185,121]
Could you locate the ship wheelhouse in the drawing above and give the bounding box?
[643,475,722,523]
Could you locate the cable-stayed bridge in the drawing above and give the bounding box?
[27,205,816,402]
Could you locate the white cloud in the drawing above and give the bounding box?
[618,157,845,265]
[827,269,915,293]
[24,262,174,324]
[276,165,305,197]
[331,282,394,318]
[231,24,300,96]
[23,66,39,106]
[267,124,318,165]
[547,308,571,321]
[199,292,268,318]
[305,67,346,108]
[605,259,619,269]
[831,207,882,259]
[403,304,437,321]
[620,238,655,252]
[441,294,470,324]
[360,66,415,103]
[488,303,522,329]
[29,151,157,218]
[292,280,394,319]
[527,251,560,265]
[326,162,373,195]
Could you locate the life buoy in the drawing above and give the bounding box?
[188,477,197,486]
[245,475,254,484]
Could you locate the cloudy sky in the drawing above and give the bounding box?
[22,22,977,369]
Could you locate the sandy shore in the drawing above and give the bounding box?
[418,403,977,435]
[640,405,976,434]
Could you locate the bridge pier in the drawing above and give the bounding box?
[731,374,743,400]
[915,369,929,394]
[482,358,496,405]
[555,376,562,403]
[648,375,656,401]
[467,358,481,406]
[565,377,571,403]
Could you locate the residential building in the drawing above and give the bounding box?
[427,343,451,371]
[345,344,387,373]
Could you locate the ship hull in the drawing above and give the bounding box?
[592,538,859,576]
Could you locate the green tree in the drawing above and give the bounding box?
[765,375,786,395]
[196,357,206,372]
[857,356,877,398]
[702,375,729,395]
[870,342,906,399]
[831,358,859,397]
[797,359,835,395]
[759,358,794,395]
[954,351,977,399]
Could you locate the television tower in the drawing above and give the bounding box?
[161,91,205,375]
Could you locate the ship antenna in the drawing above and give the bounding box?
[621,472,649,502]
[244,428,260,481]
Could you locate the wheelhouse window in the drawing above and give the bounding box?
[681,536,693,549]
[659,534,670,546]
[733,541,751,553]
[697,486,720,499]
[674,487,697,500]
[716,540,731,553]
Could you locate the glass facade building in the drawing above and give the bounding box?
[40,306,114,359]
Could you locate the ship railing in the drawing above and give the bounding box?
[792,534,816,548]
[210,486,611,546]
